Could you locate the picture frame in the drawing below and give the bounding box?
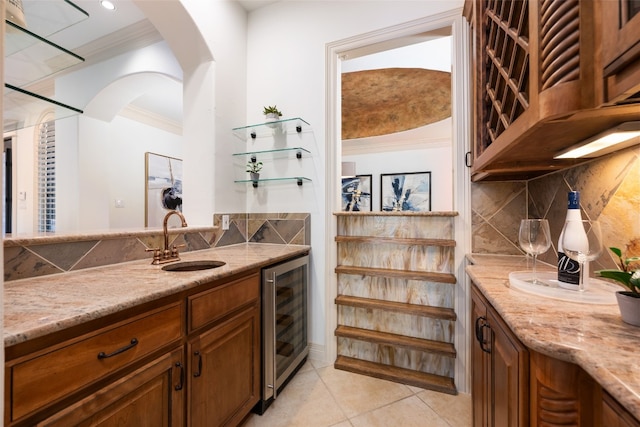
[380,171,431,212]
[341,174,372,211]
[145,152,183,227]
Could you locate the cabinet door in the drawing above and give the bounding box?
[529,351,601,427]
[188,305,260,427]
[603,391,640,427]
[602,0,640,101]
[488,310,528,427]
[471,287,489,427]
[37,347,185,427]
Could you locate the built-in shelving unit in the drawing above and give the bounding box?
[334,212,459,394]
[4,0,89,132]
[232,117,312,187]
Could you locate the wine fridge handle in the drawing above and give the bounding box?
[270,271,278,399]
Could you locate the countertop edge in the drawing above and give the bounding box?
[4,243,310,348]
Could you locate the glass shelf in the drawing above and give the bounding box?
[5,21,85,88]
[4,84,83,132]
[18,0,89,40]
[232,147,310,159]
[3,0,88,133]
[232,117,310,140]
[234,177,312,187]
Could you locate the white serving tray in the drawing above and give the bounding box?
[508,271,619,305]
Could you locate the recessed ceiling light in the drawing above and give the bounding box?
[100,0,116,11]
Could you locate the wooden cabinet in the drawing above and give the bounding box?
[603,391,640,427]
[5,302,184,426]
[187,273,260,427]
[471,285,528,427]
[36,347,185,427]
[471,282,640,426]
[529,350,601,427]
[464,0,640,181]
[601,0,640,102]
[188,306,259,427]
[6,269,264,427]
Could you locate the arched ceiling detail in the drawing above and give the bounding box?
[342,68,451,140]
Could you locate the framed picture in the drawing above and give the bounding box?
[145,152,183,227]
[381,171,431,212]
[341,174,372,211]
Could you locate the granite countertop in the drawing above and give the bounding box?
[4,243,310,348]
[467,253,640,421]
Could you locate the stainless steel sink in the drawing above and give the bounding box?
[162,260,226,272]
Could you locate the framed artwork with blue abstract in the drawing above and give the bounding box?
[380,171,431,212]
[341,174,372,211]
[145,152,183,227]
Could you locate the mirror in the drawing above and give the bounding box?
[3,3,183,236]
[340,30,454,212]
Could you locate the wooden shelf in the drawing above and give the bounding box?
[334,356,457,395]
[335,265,456,284]
[335,236,455,247]
[335,325,456,358]
[335,295,456,321]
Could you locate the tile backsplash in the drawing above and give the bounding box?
[4,213,310,282]
[471,145,640,273]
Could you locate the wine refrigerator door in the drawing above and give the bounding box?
[262,254,309,401]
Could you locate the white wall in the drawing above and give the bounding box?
[175,0,249,219]
[342,119,454,212]
[245,1,463,360]
[77,116,182,231]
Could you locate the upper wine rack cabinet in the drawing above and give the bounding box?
[481,0,529,151]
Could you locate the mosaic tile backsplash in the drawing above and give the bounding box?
[4,213,310,282]
[471,145,640,273]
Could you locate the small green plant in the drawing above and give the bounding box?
[246,160,263,174]
[597,246,640,294]
[263,105,282,117]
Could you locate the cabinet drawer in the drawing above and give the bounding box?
[189,272,259,332]
[9,303,183,422]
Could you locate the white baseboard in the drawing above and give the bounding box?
[308,342,327,364]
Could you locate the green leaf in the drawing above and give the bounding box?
[609,247,623,257]
[597,269,632,286]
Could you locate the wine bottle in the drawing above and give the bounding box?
[557,191,588,288]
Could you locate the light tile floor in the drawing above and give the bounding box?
[242,359,472,427]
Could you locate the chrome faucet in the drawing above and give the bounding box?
[147,210,188,265]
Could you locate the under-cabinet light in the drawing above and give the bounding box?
[100,0,116,11]
[554,121,640,159]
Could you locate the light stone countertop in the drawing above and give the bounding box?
[467,253,640,421]
[4,243,310,348]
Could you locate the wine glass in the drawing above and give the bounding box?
[518,219,552,284]
[561,220,603,292]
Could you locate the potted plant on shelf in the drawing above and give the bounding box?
[246,158,263,188]
[263,105,283,124]
[597,244,640,326]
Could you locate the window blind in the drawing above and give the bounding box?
[37,120,55,232]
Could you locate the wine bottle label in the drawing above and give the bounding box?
[558,251,581,284]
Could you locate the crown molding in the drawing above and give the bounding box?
[119,104,182,135]
[74,20,163,68]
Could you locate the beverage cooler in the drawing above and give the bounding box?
[254,254,309,414]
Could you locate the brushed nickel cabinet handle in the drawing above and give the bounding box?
[97,338,139,359]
